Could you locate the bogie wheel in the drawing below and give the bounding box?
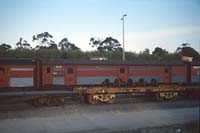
[139,79,146,86]
[114,78,122,87]
[32,98,47,107]
[80,95,86,103]
[46,97,62,106]
[32,99,41,107]
[114,79,119,87]
[151,79,158,86]
[107,98,115,104]
[102,79,110,87]
[171,92,179,101]
[127,79,134,87]
[80,95,90,103]
[155,92,164,101]
[87,94,98,105]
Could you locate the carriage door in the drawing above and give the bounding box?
[118,66,128,82]
[0,67,8,87]
[65,66,76,86]
[164,67,171,83]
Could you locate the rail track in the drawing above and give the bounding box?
[0,84,199,112]
[0,94,193,112]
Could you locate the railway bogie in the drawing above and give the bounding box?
[30,96,65,106]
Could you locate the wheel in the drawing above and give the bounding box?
[114,79,120,87]
[32,99,41,106]
[151,79,158,86]
[80,95,86,103]
[46,97,61,106]
[32,98,47,106]
[171,92,179,101]
[102,79,110,87]
[87,94,98,105]
[155,92,164,101]
[139,79,146,86]
[114,78,122,87]
[107,98,115,104]
[46,98,54,106]
[38,97,48,105]
[127,79,134,87]
[56,97,65,105]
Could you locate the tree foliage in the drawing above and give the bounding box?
[152,47,168,56]
[176,43,200,61]
[0,32,199,62]
[16,38,32,50]
[58,38,80,51]
[33,32,56,49]
[0,43,12,51]
[89,37,122,52]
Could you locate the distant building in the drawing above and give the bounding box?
[182,56,193,62]
[90,57,108,61]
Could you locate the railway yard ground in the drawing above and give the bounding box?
[0,97,199,133]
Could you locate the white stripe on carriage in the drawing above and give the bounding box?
[77,68,116,71]
[129,68,161,71]
[10,68,33,71]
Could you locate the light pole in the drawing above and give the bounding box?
[121,14,127,61]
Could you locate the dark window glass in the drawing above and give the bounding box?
[68,67,74,74]
[47,67,51,73]
[120,68,125,74]
[164,68,169,73]
[0,67,5,74]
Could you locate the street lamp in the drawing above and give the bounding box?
[121,14,127,61]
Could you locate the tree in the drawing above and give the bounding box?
[138,48,151,60]
[58,38,80,51]
[142,48,150,55]
[33,32,56,49]
[152,47,168,57]
[16,38,31,50]
[48,40,58,50]
[176,43,200,61]
[0,43,12,51]
[89,37,122,52]
[176,43,190,53]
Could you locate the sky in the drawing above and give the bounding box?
[0,0,200,53]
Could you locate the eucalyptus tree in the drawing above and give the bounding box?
[152,47,168,57]
[32,32,56,49]
[58,38,80,51]
[16,38,32,50]
[0,43,12,51]
[176,43,200,61]
[89,37,122,52]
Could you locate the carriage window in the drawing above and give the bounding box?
[47,67,51,73]
[120,68,125,74]
[164,68,169,73]
[68,67,74,74]
[0,67,5,74]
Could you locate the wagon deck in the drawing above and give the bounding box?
[73,85,186,104]
[74,85,185,94]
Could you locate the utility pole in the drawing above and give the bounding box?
[121,14,127,61]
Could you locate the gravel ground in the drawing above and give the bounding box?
[76,121,199,133]
[0,100,199,133]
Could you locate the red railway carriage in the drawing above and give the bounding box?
[41,59,197,87]
[41,59,120,86]
[0,58,200,89]
[0,58,35,88]
[128,65,187,84]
